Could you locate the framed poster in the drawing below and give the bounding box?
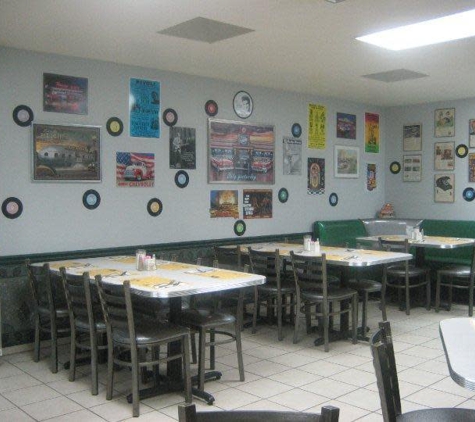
[435,174,455,203]
[336,112,356,140]
[169,126,196,169]
[43,73,88,115]
[403,123,422,151]
[366,163,377,191]
[403,154,422,182]
[129,78,160,138]
[32,123,100,182]
[435,108,455,137]
[469,119,475,148]
[209,190,239,218]
[116,152,155,187]
[364,112,380,153]
[308,158,325,195]
[308,104,326,149]
[469,153,475,182]
[283,137,302,175]
[434,141,455,171]
[335,145,359,178]
[243,189,272,219]
[208,118,275,184]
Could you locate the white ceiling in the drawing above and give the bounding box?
[2,0,475,107]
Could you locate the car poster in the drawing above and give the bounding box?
[169,127,196,169]
[129,78,160,138]
[307,158,325,195]
[209,190,239,218]
[243,189,272,219]
[116,152,155,187]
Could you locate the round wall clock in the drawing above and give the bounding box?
[82,190,101,210]
[106,117,123,136]
[163,108,178,126]
[13,105,34,127]
[233,91,253,119]
[147,198,163,216]
[390,161,401,174]
[456,144,468,158]
[278,188,289,203]
[205,100,218,117]
[2,197,23,219]
[291,123,302,138]
[329,193,339,207]
[175,170,189,188]
[234,220,246,236]
[463,187,475,202]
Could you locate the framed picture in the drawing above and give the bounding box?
[233,91,253,119]
[403,123,422,151]
[435,174,455,203]
[469,153,475,182]
[334,145,359,178]
[243,189,272,219]
[434,141,455,171]
[169,126,196,169]
[336,112,356,139]
[435,108,455,137]
[209,190,239,218]
[32,123,100,182]
[283,137,302,175]
[469,119,475,148]
[208,118,275,184]
[116,152,154,187]
[403,154,422,182]
[308,158,325,195]
[43,73,88,115]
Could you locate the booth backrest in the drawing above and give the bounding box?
[361,219,423,236]
[314,220,366,248]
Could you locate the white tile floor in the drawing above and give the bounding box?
[1,301,474,421]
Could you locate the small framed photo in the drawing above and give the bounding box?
[434,141,455,171]
[435,108,455,137]
[233,91,253,119]
[435,174,455,203]
[469,119,475,148]
[403,123,422,151]
[468,153,475,182]
[336,112,356,139]
[403,154,422,182]
[334,145,359,178]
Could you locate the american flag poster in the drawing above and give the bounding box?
[116,152,155,187]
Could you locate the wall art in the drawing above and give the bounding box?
[434,141,455,171]
[435,174,455,203]
[366,163,377,190]
[169,126,196,169]
[336,112,356,140]
[308,158,325,195]
[435,108,455,137]
[283,137,302,175]
[364,112,379,153]
[403,123,422,151]
[335,145,359,178]
[209,190,239,218]
[43,73,88,115]
[403,155,422,182]
[116,152,154,187]
[243,189,272,219]
[233,91,253,119]
[129,78,160,138]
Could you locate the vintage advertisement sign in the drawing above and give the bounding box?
[129,78,160,138]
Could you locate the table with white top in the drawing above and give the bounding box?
[440,317,475,391]
[40,256,266,404]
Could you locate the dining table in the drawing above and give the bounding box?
[439,317,475,391]
[38,255,266,405]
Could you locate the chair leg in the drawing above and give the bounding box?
[425,274,431,311]
[293,299,300,344]
[469,281,474,317]
[351,295,358,344]
[209,329,215,370]
[90,331,99,396]
[69,327,77,382]
[190,333,197,364]
[235,321,245,382]
[323,301,329,353]
[277,294,283,341]
[106,335,114,400]
[405,275,410,316]
[381,266,388,321]
[252,287,258,334]
[361,292,368,336]
[448,284,453,311]
[131,347,140,417]
[34,316,40,362]
[50,320,58,374]
[435,273,441,312]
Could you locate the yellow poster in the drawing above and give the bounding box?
[308,104,326,149]
[365,112,380,153]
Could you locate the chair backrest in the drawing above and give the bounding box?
[378,237,409,254]
[178,403,339,422]
[370,321,401,421]
[248,248,281,288]
[214,245,242,270]
[289,251,328,298]
[95,276,136,349]
[60,268,101,331]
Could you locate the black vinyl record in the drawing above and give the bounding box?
[234,220,246,236]
[106,117,124,136]
[2,197,23,219]
[163,108,178,126]
[13,105,34,127]
[291,123,302,138]
[329,193,339,207]
[82,190,101,210]
[147,198,163,216]
[390,161,401,174]
[205,100,218,116]
[175,170,189,188]
[456,144,468,158]
[463,187,475,202]
[278,188,289,203]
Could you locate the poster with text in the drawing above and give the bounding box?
[209,190,239,218]
[43,73,88,115]
[116,152,155,187]
[366,163,377,191]
[169,126,196,169]
[129,78,160,138]
[307,158,325,195]
[283,137,302,175]
[243,189,272,219]
[365,112,380,153]
[308,104,326,149]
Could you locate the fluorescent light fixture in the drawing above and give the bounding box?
[357,8,475,50]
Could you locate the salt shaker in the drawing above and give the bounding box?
[136,249,146,271]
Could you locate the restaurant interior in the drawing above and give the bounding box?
[2,1,475,421]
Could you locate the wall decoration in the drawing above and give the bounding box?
[366,163,377,190]
[233,91,253,119]
[12,105,34,127]
[463,187,475,202]
[291,123,302,138]
[469,119,475,148]
[205,100,218,117]
[116,152,155,187]
[334,146,359,178]
[129,78,160,138]
[147,198,163,216]
[234,220,246,236]
[336,112,356,140]
[208,118,275,184]
[106,117,123,137]
[82,190,100,210]
[32,123,100,182]
[434,141,455,171]
[403,155,422,182]
[2,197,23,219]
[43,73,88,115]
[243,189,272,219]
[435,174,455,203]
[163,108,178,127]
[174,170,189,188]
[456,144,468,158]
[390,161,401,174]
[469,153,475,182]
[278,188,289,203]
[210,190,239,218]
[329,192,338,207]
[307,158,325,195]
[283,137,302,175]
[403,123,422,151]
[308,103,326,149]
[364,112,380,153]
[435,108,455,137]
[169,126,196,169]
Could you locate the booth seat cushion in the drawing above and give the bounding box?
[313,219,366,248]
[361,218,423,236]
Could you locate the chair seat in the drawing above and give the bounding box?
[38,305,69,318]
[348,278,381,293]
[179,308,235,329]
[75,317,106,332]
[438,265,471,278]
[258,281,295,295]
[387,265,428,278]
[113,321,190,346]
[397,407,475,421]
[302,287,356,301]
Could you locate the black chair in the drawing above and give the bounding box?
[60,268,107,395]
[26,260,70,373]
[248,248,296,341]
[290,252,358,352]
[213,245,244,270]
[371,321,475,421]
[379,238,431,315]
[95,276,192,417]
[435,244,475,316]
[178,403,340,422]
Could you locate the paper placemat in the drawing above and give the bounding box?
[423,236,469,245]
[111,256,136,264]
[129,276,174,288]
[157,262,195,271]
[85,269,124,277]
[49,261,90,270]
[196,269,248,280]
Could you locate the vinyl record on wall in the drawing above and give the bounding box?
[106,117,124,136]
[82,190,101,210]
[234,220,246,236]
[456,144,468,158]
[13,105,34,127]
[2,197,23,219]
[278,188,289,203]
[205,100,218,117]
[291,123,302,138]
[175,170,189,188]
[147,198,163,216]
[163,108,178,126]
[390,161,401,174]
[329,192,339,207]
[463,187,475,202]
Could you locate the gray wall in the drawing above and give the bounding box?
[1,46,386,256]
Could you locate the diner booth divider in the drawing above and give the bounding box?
[0,232,308,350]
